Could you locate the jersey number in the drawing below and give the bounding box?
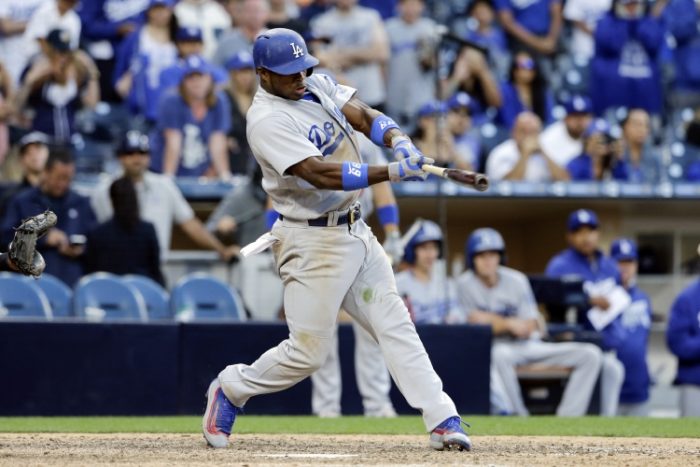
[290,42,304,58]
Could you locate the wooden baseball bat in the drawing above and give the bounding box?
[421,164,489,192]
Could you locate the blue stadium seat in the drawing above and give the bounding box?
[0,273,52,319]
[74,272,147,321]
[170,273,244,321]
[123,275,170,320]
[34,273,72,318]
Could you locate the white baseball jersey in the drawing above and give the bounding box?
[395,268,461,324]
[246,73,362,220]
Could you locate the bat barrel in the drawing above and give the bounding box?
[473,174,489,192]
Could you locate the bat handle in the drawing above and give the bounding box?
[421,164,447,178]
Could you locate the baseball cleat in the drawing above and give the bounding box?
[202,378,239,448]
[429,416,472,451]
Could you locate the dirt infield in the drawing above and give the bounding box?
[2,433,700,466]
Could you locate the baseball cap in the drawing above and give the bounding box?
[46,29,73,52]
[610,238,638,261]
[117,130,150,155]
[446,92,475,113]
[563,95,593,115]
[182,55,211,78]
[417,100,445,119]
[567,209,599,232]
[18,132,50,153]
[584,118,612,138]
[176,26,203,42]
[225,51,255,71]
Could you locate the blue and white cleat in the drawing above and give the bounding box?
[202,378,239,448]
[429,416,472,451]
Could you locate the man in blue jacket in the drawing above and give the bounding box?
[606,238,653,416]
[545,209,625,416]
[667,248,700,417]
[1,150,97,286]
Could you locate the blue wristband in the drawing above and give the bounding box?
[370,115,400,146]
[377,204,399,227]
[341,161,369,191]
[265,209,280,229]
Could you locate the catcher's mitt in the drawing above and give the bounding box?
[8,210,57,278]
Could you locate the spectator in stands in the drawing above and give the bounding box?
[1,149,96,286]
[606,238,653,416]
[16,29,100,144]
[0,132,49,218]
[311,0,389,110]
[452,0,509,77]
[495,0,562,57]
[91,131,237,262]
[682,113,700,181]
[540,95,594,169]
[456,227,602,416]
[613,108,661,183]
[77,0,148,103]
[395,219,462,324]
[563,0,612,63]
[567,118,625,181]
[212,0,269,66]
[222,51,256,175]
[497,50,553,130]
[0,0,48,85]
[114,0,178,125]
[85,176,164,285]
[412,100,470,170]
[0,61,12,165]
[151,55,232,179]
[667,244,700,417]
[442,46,501,119]
[545,209,626,416]
[384,0,438,128]
[21,0,81,78]
[267,0,308,34]
[446,92,481,171]
[486,111,569,182]
[590,0,664,116]
[665,0,700,108]
[175,0,231,60]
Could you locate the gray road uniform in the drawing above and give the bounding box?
[456,266,603,416]
[218,74,458,431]
[311,135,395,417]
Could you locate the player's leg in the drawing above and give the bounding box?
[490,342,530,415]
[600,352,625,416]
[351,320,396,417]
[518,341,602,416]
[310,327,342,417]
[680,384,700,417]
[618,401,650,416]
[341,222,461,434]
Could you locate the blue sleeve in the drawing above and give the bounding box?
[594,16,629,57]
[600,316,626,351]
[635,17,664,57]
[545,255,565,277]
[78,0,123,41]
[158,94,184,131]
[665,0,698,45]
[494,0,511,12]
[567,156,592,180]
[113,30,139,86]
[667,292,700,360]
[214,92,231,133]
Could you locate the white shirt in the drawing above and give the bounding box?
[539,120,583,168]
[563,0,612,61]
[23,1,81,64]
[91,172,194,259]
[486,139,551,182]
[0,0,47,84]
[247,73,361,220]
[174,0,231,60]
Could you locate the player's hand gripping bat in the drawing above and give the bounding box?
[421,164,489,192]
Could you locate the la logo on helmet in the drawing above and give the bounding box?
[290,42,304,58]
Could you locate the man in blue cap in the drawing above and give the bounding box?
[545,209,625,416]
[606,238,653,416]
[540,94,593,169]
[566,118,624,181]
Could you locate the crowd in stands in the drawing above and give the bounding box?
[0,0,699,417]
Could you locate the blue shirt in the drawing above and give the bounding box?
[667,279,700,385]
[566,153,628,181]
[78,0,148,44]
[545,247,619,284]
[150,90,232,176]
[156,59,228,107]
[0,187,97,286]
[664,0,700,92]
[494,0,560,36]
[601,285,652,403]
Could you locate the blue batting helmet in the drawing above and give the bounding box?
[403,220,443,264]
[253,28,319,76]
[466,228,506,269]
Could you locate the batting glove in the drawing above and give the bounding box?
[388,154,434,182]
[391,135,423,161]
[382,230,403,267]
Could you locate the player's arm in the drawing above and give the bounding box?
[467,310,538,338]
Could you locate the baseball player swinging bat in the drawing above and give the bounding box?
[421,165,489,192]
